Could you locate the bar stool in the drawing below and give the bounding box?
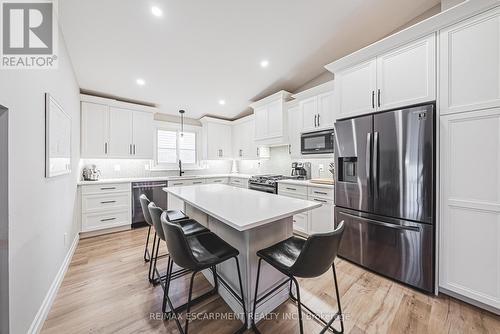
[139,195,154,263]
[161,214,247,334]
[148,203,208,286]
[251,222,345,334]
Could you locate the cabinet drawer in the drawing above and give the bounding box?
[81,183,130,195]
[191,179,206,185]
[278,183,307,196]
[230,178,247,187]
[82,210,131,232]
[206,177,228,184]
[293,213,309,235]
[308,186,334,200]
[168,180,195,187]
[82,192,130,214]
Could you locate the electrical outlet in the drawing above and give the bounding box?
[318,164,324,172]
[64,232,68,246]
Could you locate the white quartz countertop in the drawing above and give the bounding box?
[276,179,335,189]
[77,174,252,186]
[165,184,321,232]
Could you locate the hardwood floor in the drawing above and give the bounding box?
[42,228,500,334]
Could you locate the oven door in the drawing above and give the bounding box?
[301,129,334,155]
[248,183,277,194]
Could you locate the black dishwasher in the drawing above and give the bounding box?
[131,181,168,228]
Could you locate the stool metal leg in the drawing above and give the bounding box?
[148,233,157,282]
[149,236,160,283]
[144,225,152,262]
[251,258,263,333]
[234,256,248,333]
[183,270,198,334]
[291,277,304,334]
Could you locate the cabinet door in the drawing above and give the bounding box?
[287,106,302,158]
[109,107,133,158]
[206,122,232,159]
[300,96,318,131]
[293,213,309,235]
[241,120,255,159]
[439,108,500,310]
[336,59,377,118]
[309,198,335,234]
[440,8,500,115]
[81,102,109,158]
[254,107,268,140]
[317,91,335,129]
[132,111,153,159]
[266,100,283,138]
[232,122,244,159]
[377,34,436,111]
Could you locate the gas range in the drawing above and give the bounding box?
[248,175,301,194]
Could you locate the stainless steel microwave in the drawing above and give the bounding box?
[301,129,335,155]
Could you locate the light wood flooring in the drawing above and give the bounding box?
[42,228,500,334]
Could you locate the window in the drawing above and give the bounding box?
[155,125,199,168]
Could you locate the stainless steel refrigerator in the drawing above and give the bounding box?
[334,103,435,292]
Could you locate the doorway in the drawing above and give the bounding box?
[0,105,8,334]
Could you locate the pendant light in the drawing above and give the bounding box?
[179,109,185,137]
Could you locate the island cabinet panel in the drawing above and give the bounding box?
[440,7,500,115]
[439,108,500,311]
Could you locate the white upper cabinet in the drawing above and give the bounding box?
[81,96,154,159]
[335,59,377,118]
[287,105,302,158]
[377,34,436,110]
[81,102,109,158]
[334,34,436,118]
[440,8,500,115]
[250,90,292,146]
[200,117,232,160]
[317,91,335,129]
[109,107,133,158]
[300,96,317,131]
[132,110,154,159]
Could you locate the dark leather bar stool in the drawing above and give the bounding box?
[161,213,247,334]
[251,222,345,334]
[148,203,208,286]
[139,195,154,263]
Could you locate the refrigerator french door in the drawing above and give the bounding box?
[334,104,435,292]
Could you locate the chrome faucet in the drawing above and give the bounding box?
[178,160,185,177]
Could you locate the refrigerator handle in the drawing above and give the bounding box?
[373,132,379,196]
[366,132,371,179]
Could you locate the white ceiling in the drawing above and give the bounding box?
[59,0,440,119]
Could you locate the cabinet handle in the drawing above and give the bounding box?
[100,187,116,190]
[372,91,375,109]
[313,198,327,203]
[100,217,116,222]
[213,180,222,183]
[193,181,203,184]
[133,144,136,155]
[129,144,132,155]
[286,187,297,191]
[377,89,381,108]
[314,114,317,127]
[239,149,243,157]
[104,142,108,154]
[257,147,260,157]
[317,114,320,127]
[172,183,183,186]
[313,191,328,195]
[100,200,116,204]
[288,144,291,155]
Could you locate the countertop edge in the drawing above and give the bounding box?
[77,174,252,186]
[276,179,335,189]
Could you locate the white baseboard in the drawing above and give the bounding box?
[27,234,79,334]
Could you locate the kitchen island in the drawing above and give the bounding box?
[164,184,321,326]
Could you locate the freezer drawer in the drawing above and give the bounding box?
[335,207,434,292]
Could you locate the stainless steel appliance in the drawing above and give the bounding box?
[301,129,334,155]
[248,175,287,194]
[291,162,311,180]
[82,165,101,181]
[334,103,435,292]
[132,180,168,228]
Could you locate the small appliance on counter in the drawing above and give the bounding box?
[81,165,101,181]
[291,162,311,180]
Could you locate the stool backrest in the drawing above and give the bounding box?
[139,194,153,226]
[290,221,345,278]
[148,202,165,241]
[160,212,197,270]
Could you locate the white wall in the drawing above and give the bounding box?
[0,29,80,333]
[0,107,9,334]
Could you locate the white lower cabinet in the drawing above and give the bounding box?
[81,183,131,233]
[279,184,335,235]
[205,177,229,184]
[229,177,248,188]
[440,108,500,311]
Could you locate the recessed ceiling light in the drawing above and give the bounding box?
[151,6,163,17]
[136,78,146,86]
[260,60,269,68]
[219,100,226,105]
